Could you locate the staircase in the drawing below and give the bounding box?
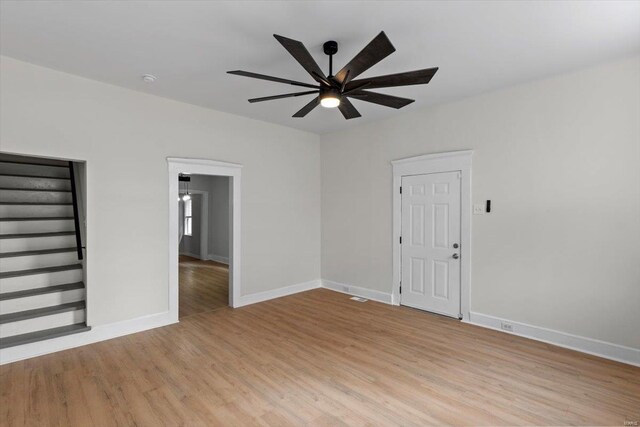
[0,155,89,349]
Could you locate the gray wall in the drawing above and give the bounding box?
[179,175,229,261]
[208,176,230,260]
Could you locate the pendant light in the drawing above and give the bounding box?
[179,174,191,201]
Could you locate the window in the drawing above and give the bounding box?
[184,198,193,236]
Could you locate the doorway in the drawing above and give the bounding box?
[178,175,230,318]
[167,158,242,323]
[391,151,472,321]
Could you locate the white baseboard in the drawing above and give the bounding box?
[179,252,229,265]
[206,254,229,265]
[179,251,203,260]
[236,279,321,307]
[322,279,394,304]
[465,312,640,367]
[0,311,176,365]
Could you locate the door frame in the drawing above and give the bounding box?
[391,150,472,320]
[168,157,242,322]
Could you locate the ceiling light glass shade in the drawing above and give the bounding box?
[320,90,341,108]
[182,193,191,201]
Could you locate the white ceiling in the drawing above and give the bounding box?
[1,1,639,135]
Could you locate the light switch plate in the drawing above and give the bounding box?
[473,204,484,214]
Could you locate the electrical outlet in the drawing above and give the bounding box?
[500,322,513,332]
[473,204,484,214]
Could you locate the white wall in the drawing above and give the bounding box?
[320,56,640,349]
[0,56,321,327]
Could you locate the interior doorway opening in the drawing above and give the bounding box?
[178,174,230,319]
[167,158,242,323]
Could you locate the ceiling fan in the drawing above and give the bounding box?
[228,31,438,120]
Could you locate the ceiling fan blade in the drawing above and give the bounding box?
[347,90,414,109]
[249,90,319,103]
[293,97,320,118]
[334,31,396,85]
[312,71,333,87]
[345,67,438,91]
[227,70,320,89]
[273,34,330,86]
[338,98,362,120]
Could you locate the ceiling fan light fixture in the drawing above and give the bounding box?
[320,89,341,108]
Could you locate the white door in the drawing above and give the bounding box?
[401,171,461,318]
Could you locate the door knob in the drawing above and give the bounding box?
[453,243,459,248]
[452,253,459,259]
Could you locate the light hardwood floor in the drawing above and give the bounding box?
[1,289,638,426]
[179,255,229,318]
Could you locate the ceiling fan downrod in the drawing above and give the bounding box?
[323,40,338,77]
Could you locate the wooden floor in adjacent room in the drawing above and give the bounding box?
[179,255,228,318]
[1,289,638,426]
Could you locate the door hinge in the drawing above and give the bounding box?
[399,236,402,244]
[399,284,402,294]
[399,186,402,194]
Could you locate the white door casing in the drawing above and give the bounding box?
[401,172,461,318]
[167,157,242,320]
[391,150,472,321]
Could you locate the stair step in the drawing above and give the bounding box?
[0,204,73,209]
[0,216,74,221]
[0,282,84,301]
[0,175,71,192]
[0,162,70,179]
[0,173,70,180]
[0,266,83,293]
[0,302,85,338]
[0,231,75,239]
[0,300,85,324]
[1,251,79,272]
[0,189,73,204]
[0,233,77,252]
[0,323,90,349]
[0,161,67,168]
[0,283,85,314]
[0,247,77,258]
[0,187,71,193]
[0,202,73,205]
[0,264,82,279]
[0,218,75,234]
[0,205,74,217]
[0,154,69,168]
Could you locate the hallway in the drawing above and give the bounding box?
[179,255,228,318]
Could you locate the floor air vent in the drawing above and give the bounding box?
[350,296,368,303]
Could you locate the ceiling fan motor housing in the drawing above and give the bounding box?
[323,41,338,56]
